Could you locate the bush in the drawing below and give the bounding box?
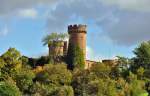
[0,81,21,96]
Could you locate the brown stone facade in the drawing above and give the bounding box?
[68,24,87,59]
[48,41,68,56]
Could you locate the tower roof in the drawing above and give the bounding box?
[68,24,87,34]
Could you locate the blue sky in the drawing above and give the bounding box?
[0,0,150,60]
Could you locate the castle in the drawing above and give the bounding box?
[48,24,117,69]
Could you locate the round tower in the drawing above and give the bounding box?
[68,24,87,59]
[48,41,66,56]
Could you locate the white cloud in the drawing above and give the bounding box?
[45,0,150,46]
[0,0,58,16]
[86,46,103,61]
[18,8,38,19]
[0,25,8,36]
[100,0,150,12]
[0,0,150,46]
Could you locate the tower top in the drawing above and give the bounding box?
[68,24,87,34]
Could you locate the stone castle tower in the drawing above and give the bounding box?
[48,41,68,56]
[68,24,87,59]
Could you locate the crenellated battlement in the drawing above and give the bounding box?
[68,24,87,34]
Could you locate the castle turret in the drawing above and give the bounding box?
[48,41,67,56]
[68,24,87,60]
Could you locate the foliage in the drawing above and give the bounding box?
[15,69,35,92]
[0,58,5,69]
[90,63,111,79]
[72,69,117,96]
[51,86,74,96]
[137,67,145,79]
[1,48,22,75]
[36,56,50,66]
[0,81,21,96]
[36,64,72,86]
[129,78,148,96]
[29,82,58,96]
[42,32,68,46]
[111,56,132,79]
[1,41,150,95]
[97,79,117,96]
[133,41,150,70]
[67,45,85,70]
[21,56,29,65]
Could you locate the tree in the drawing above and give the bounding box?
[133,41,150,69]
[67,45,85,70]
[129,78,148,96]
[72,69,117,96]
[133,41,150,79]
[51,86,74,96]
[1,48,22,76]
[111,56,131,78]
[21,56,29,65]
[29,82,57,96]
[0,57,6,70]
[36,56,50,66]
[90,63,111,79]
[31,64,72,96]
[97,79,117,96]
[15,69,35,93]
[0,81,21,96]
[72,70,97,96]
[137,67,145,80]
[42,32,68,46]
[36,64,72,86]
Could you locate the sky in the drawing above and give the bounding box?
[0,0,150,60]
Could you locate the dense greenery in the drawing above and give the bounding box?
[0,40,150,96]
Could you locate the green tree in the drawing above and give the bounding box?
[72,69,117,96]
[133,41,150,70]
[97,79,117,96]
[29,82,57,96]
[0,81,21,96]
[1,48,22,76]
[137,67,145,79]
[0,58,5,69]
[72,70,97,96]
[36,64,72,86]
[111,56,131,79]
[51,86,74,96]
[30,64,72,96]
[42,32,68,46]
[21,56,29,65]
[130,79,148,96]
[90,63,111,79]
[15,69,35,93]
